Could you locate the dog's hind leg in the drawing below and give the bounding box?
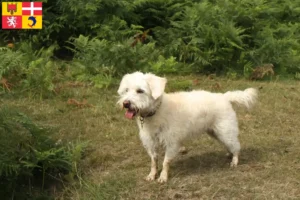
[213,121,241,167]
[207,128,233,159]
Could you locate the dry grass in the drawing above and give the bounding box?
[2,76,300,200]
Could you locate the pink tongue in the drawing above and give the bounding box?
[125,110,135,119]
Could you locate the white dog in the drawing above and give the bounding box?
[117,72,258,183]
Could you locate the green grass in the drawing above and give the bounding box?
[1,76,300,199]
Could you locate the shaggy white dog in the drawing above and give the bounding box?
[117,72,258,183]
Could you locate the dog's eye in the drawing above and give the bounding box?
[125,88,129,92]
[136,89,144,94]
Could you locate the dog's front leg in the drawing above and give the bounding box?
[140,133,158,181]
[157,145,179,183]
[145,149,158,181]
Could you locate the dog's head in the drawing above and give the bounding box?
[117,72,167,119]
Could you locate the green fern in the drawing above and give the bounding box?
[0,106,86,199]
[0,48,26,80]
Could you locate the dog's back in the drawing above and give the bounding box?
[165,88,257,111]
[157,88,258,137]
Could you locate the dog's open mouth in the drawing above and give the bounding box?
[125,108,139,119]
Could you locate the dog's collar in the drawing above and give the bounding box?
[140,110,156,118]
[139,99,162,127]
[141,99,162,118]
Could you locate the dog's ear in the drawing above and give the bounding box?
[117,74,129,95]
[117,83,123,95]
[145,73,167,99]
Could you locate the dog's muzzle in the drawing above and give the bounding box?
[123,100,139,119]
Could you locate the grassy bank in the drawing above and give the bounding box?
[1,76,299,199]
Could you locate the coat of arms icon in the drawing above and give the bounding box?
[7,3,17,15]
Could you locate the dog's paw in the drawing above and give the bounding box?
[157,177,167,183]
[157,173,168,183]
[230,162,238,168]
[230,156,238,167]
[145,174,156,181]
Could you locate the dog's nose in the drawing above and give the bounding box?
[123,100,131,108]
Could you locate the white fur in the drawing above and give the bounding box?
[117,72,258,183]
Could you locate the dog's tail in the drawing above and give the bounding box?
[224,88,258,110]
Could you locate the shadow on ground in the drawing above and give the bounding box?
[171,147,262,177]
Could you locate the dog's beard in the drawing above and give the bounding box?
[118,99,153,120]
[117,91,156,120]
[117,99,141,120]
[125,102,160,120]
